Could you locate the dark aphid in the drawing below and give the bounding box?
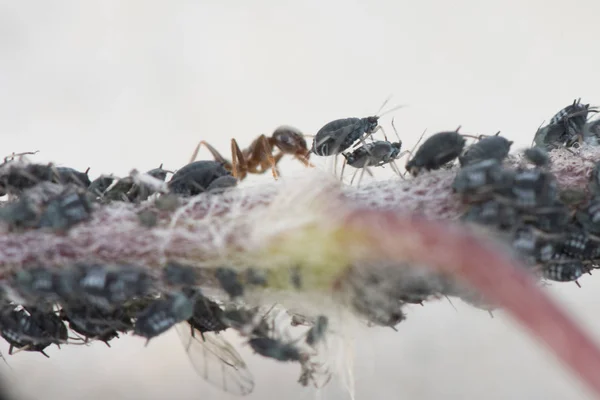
[37,190,92,232]
[560,230,600,261]
[0,196,41,230]
[310,100,404,157]
[87,175,115,198]
[59,264,155,310]
[174,316,255,396]
[582,118,600,146]
[243,268,268,287]
[146,164,172,182]
[0,307,68,357]
[523,147,550,167]
[168,161,237,197]
[452,159,512,199]
[510,226,556,265]
[460,198,519,230]
[522,201,571,233]
[8,267,62,305]
[305,315,328,347]
[59,305,132,346]
[102,177,136,202]
[214,267,244,298]
[53,166,91,188]
[248,337,305,362]
[341,140,405,185]
[576,197,600,235]
[542,256,587,283]
[589,162,600,197]
[508,168,558,209]
[133,292,195,343]
[220,305,271,337]
[342,140,404,169]
[459,134,513,167]
[137,209,158,227]
[162,262,200,287]
[182,289,229,338]
[534,99,597,149]
[405,128,467,176]
[0,163,55,195]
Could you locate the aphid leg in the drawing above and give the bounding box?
[340,157,348,182]
[190,140,233,170]
[231,139,248,180]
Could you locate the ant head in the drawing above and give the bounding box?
[272,125,308,154]
[341,152,354,163]
[391,141,402,150]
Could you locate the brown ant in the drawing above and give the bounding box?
[189,125,313,181]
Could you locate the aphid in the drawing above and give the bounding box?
[168,161,237,197]
[214,267,244,298]
[174,289,255,396]
[248,336,305,362]
[7,267,62,305]
[508,168,558,209]
[523,147,550,168]
[190,125,312,181]
[305,315,328,347]
[542,256,587,283]
[133,292,195,344]
[59,305,132,346]
[460,198,518,229]
[0,162,55,195]
[575,197,600,235]
[534,99,597,149]
[405,127,467,176]
[589,162,600,197]
[0,196,41,230]
[310,98,404,157]
[174,320,255,396]
[582,118,600,146]
[37,190,92,232]
[0,306,68,357]
[87,175,115,199]
[145,163,172,182]
[183,289,229,338]
[53,166,91,188]
[58,264,155,311]
[452,159,512,200]
[459,133,513,167]
[510,226,557,265]
[340,118,407,185]
[162,262,200,288]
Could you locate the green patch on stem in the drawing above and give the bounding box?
[256,222,368,292]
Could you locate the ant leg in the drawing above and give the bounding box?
[258,135,279,180]
[390,161,404,179]
[190,140,233,170]
[231,139,248,181]
[294,154,315,168]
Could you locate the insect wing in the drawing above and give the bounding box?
[175,322,255,396]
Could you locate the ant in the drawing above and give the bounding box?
[189,125,313,181]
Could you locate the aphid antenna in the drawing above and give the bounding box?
[532,120,546,147]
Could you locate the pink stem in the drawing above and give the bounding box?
[345,208,600,398]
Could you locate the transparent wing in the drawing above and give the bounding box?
[175,322,255,396]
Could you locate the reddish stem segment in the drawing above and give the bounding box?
[345,209,600,398]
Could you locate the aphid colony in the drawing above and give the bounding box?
[0,263,331,395]
[0,98,599,395]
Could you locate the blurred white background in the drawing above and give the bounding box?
[1,0,600,399]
